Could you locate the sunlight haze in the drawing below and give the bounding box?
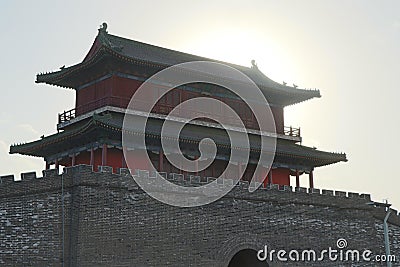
[0,0,399,208]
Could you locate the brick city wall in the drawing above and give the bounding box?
[1,164,400,266]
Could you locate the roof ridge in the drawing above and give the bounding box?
[36,24,322,105]
[103,32,319,94]
[105,33,254,71]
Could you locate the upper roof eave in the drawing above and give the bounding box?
[35,25,322,105]
[10,112,347,166]
[36,64,80,88]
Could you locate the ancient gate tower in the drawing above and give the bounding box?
[2,24,399,266]
[11,23,346,187]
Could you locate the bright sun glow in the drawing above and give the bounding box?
[179,28,298,87]
[179,28,303,125]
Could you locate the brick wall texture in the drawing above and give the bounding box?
[1,164,400,266]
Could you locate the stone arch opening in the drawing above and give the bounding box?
[228,249,268,267]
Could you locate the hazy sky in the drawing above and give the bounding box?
[1,1,399,209]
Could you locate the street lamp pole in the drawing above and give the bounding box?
[383,210,392,267]
[367,201,392,267]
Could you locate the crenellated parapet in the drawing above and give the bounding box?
[1,165,399,226]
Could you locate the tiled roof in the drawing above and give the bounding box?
[36,26,320,106]
[104,34,305,92]
[10,112,346,167]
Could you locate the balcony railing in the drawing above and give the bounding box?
[59,97,130,123]
[58,98,300,138]
[58,108,76,124]
[284,126,301,137]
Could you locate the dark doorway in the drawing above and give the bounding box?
[228,249,268,267]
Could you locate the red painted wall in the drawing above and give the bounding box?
[76,77,114,115]
[106,148,124,172]
[112,76,141,99]
[124,149,152,172]
[271,106,284,133]
[56,148,290,186]
[75,151,91,165]
[74,149,102,171]
[271,168,290,186]
[75,75,285,131]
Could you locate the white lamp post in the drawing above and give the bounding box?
[367,201,392,267]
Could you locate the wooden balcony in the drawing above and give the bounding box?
[59,97,130,123]
[58,98,301,138]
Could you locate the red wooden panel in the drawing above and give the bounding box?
[112,76,142,99]
[271,106,284,133]
[75,151,91,165]
[106,148,124,173]
[124,149,152,171]
[272,168,290,186]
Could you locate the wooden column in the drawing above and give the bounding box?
[238,162,242,180]
[122,153,127,168]
[45,161,50,170]
[90,148,94,166]
[268,170,273,185]
[71,154,76,166]
[179,156,182,175]
[55,159,59,171]
[195,157,199,176]
[102,144,107,166]
[159,150,164,172]
[309,170,314,189]
[295,170,300,188]
[262,166,269,187]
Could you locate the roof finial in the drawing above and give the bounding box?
[99,22,108,34]
[251,59,258,69]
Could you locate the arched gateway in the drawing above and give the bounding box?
[228,249,267,267]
